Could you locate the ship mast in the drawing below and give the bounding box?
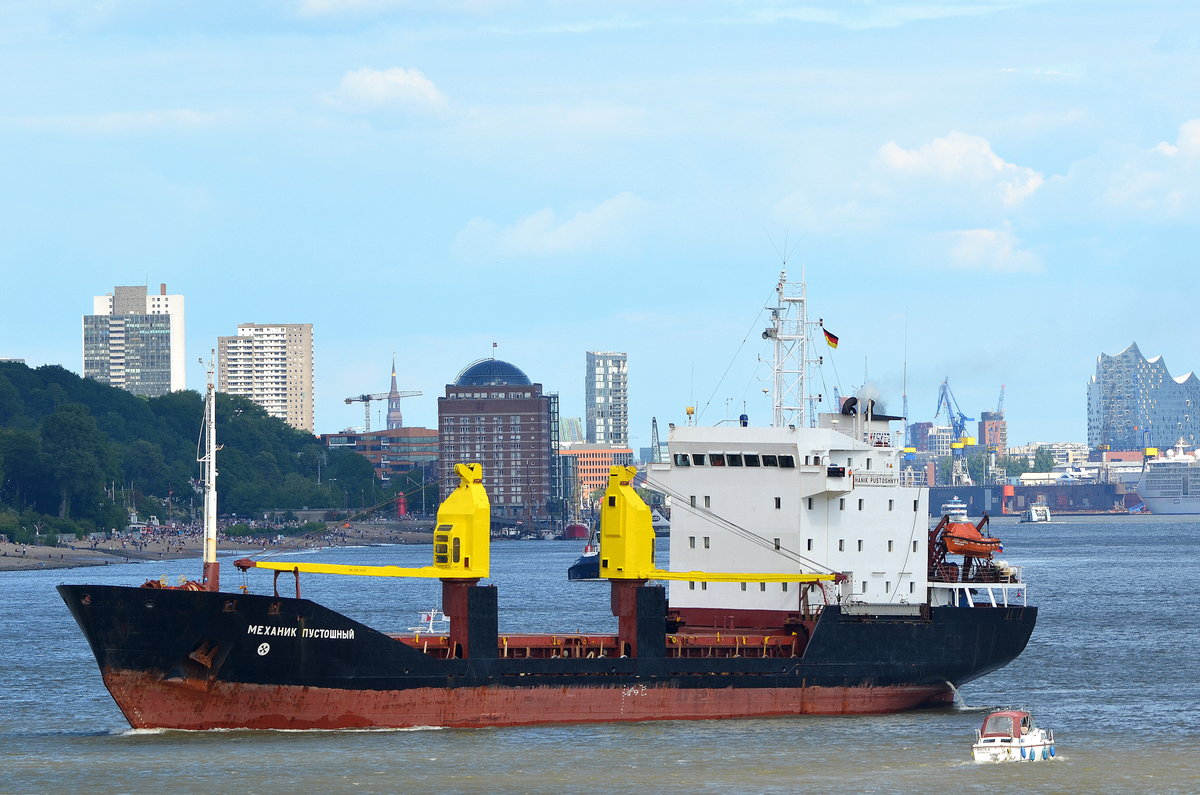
[767,269,823,427]
[200,352,220,591]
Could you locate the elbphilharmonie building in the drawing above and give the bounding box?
[1087,342,1200,451]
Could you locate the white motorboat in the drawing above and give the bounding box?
[972,709,1057,762]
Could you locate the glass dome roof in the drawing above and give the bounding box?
[454,359,532,386]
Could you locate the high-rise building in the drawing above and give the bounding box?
[1088,342,1200,451]
[585,351,628,446]
[437,358,561,520]
[217,323,315,432]
[83,284,185,397]
[978,411,1007,454]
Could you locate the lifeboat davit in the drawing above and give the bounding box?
[943,522,1003,558]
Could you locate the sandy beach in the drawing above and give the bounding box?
[0,521,435,572]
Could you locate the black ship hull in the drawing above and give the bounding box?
[59,583,1036,730]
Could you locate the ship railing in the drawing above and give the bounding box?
[929,581,1028,608]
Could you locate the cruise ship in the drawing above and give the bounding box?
[1136,440,1200,514]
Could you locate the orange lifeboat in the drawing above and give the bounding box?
[943,522,1003,558]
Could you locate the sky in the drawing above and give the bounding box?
[2,0,1199,450]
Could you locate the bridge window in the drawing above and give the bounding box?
[839,499,845,510]
[807,497,813,509]
[704,496,711,508]
[726,454,743,466]
[774,538,781,550]
[858,498,864,510]
[779,455,795,468]
[703,537,710,549]
[745,454,760,467]
[741,582,747,591]
[913,540,919,553]
[763,455,778,466]
[710,454,726,466]
[888,540,894,552]
[693,454,706,465]
[689,536,696,549]
[807,539,813,551]
[857,540,863,551]
[673,453,690,466]
[690,496,696,507]
[775,497,782,509]
[888,499,894,511]
[760,582,767,592]
[782,582,788,592]
[838,540,845,552]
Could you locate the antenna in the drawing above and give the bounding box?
[902,309,909,446]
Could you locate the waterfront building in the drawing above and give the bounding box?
[927,425,954,457]
[907,421,933,451]
[217,323,314,432]
[320,427,438,488]
[83,284,185,397]
[559,444,635,510]
[437,358,561,520]
[1087,342,1200,451]
[978,411,1007,454]
[585,351,628,447]
[1008,442,1090,467]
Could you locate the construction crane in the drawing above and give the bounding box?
[345,390,420,432]
[996,384,1006,417]
[650,418,662,463]
[934,378,976,486]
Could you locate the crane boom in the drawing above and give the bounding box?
[346,390,420,432]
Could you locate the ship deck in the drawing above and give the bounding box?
[391,631,803,659]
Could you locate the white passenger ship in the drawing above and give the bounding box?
[1136,439,1200,514]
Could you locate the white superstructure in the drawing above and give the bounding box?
[643,270,1026,615]
[652,419,930,612]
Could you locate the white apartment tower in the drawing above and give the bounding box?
[83,284,186,397]
[217,323,315,433]
[585,351,628,447]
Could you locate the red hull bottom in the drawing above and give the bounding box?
[103,670,955,730]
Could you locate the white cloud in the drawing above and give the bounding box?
[453,192,653,259]
[331,67,448,114]
[878,131,1044,206]
[1103,119,1200,217]
[943,222,1040,273]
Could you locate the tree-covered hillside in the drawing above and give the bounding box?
[0,362,392,543]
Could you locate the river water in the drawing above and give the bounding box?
[2,515,1197,794]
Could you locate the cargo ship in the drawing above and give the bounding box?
[60,274,1036,730]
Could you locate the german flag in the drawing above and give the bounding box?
[823,328,839,349]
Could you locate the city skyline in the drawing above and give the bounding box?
[3,2,1199,447]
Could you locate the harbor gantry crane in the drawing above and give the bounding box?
[345,389,420,432]
[934,378,976,486]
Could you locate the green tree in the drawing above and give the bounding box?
[1032,446,1055,473]
[39,404,112,518]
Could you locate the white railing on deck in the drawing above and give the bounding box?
[929,581,1028,607]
